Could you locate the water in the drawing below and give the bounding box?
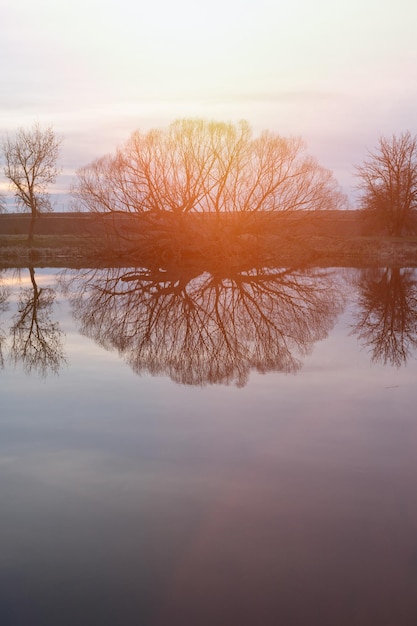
[1,265,417,625]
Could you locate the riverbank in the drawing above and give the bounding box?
[2,209,417,268]
[1,233,417,268]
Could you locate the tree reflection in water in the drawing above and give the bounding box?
[0,272,10,369]
[351,267,417,367]
[8,267,66,376]
[61,264,345,387]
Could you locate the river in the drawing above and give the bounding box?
[1,264,417,625]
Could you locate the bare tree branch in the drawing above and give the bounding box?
[72,119,346,218]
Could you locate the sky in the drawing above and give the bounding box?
[1,0,417,207]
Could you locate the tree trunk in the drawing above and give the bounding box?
[28,209,37,245]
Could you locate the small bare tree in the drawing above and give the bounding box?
[2,123,61,243]
[356,132,417,235]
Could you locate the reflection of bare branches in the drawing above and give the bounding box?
[62,264,344,387]
[351,267,417,367]
[10,267,66,376]
[0,274,10,369]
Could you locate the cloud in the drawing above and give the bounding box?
[202,90,344,105]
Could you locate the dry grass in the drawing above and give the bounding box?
[1,231,417,268]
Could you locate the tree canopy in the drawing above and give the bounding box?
[72,119,346,215]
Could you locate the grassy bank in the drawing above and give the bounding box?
[0,235,101,267]
[2,232,417,268]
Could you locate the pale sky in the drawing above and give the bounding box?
[1,0,417,206]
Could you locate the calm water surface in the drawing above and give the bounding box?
[1,265,417,625]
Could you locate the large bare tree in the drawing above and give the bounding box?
[2,123,61,243]
[72,119,345,217]
[356,132,417,235]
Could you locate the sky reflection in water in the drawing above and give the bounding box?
[1,266,417,625]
